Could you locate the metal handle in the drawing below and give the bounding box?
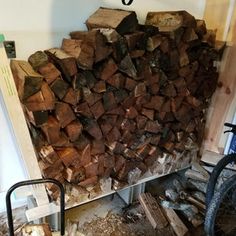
[122,0,134,5]
[6,178,65,236]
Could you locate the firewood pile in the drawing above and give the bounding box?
[10,8,224,202]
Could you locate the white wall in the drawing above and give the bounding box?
[0,0,206,59]
[0,0,206,212]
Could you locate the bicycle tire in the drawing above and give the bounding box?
[206,153,236,208]
[204,174,236,236]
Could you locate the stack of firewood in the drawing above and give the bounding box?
[11,8,224,199]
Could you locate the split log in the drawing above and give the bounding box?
[162,207,188,236]
[57,147,80,167]
[139,193,168,229]
[28,51,49,69]
[55,102,76,128]
[10,60,43,101]
[146,11,196,33]
[86,7,138,35]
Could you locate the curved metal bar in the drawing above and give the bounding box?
[122,0,134,5]
[6,178,65,236]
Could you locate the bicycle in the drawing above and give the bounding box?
[204,123,236,236]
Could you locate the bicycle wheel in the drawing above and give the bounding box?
[206,153,236,207]
[204,175,236,236]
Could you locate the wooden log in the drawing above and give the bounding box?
[107,73,125,89]
[106,127,121,142]
[28,51,49,70]
[38,64,61,86]
[162,207,188,236]
[74,102,92,118]
[144,96,165,111]
[85,162,99,178]
[93,81,106,93]
[50,78,69,100]
[10,60,44,101]
[41,116,61,144]
[55,102,76,128]
[84,119,103,140]
[26,109,48,127]
[78,176,98,187]
[39,145,59,164]
[65,120,83,142]
[46,48,77,77]
[61,38,83,59]
[136,115,147,129]
[90,100,105,119]
[125,77,138,91]
[22,224,52,236]
[41,82,55,109]
[86,7,138,35]
[91,139,105,155]
[124,31,145,50]
[145,120,161,133]
[99,28,120,43]
[63,87,80,106]
[101,58,118,81]
[195,20,207,38]
[119,55,137,79]
[78,144,91,166]
[103,91,117,111]
[139,193,168,229]
[129,49,145,58]
[70,30,112,64]
[64,166,85,183]
[57,147,80,167]
[147,34,162,51]
[141,108,154,120]
[146,11,196,33]
[182,28,198,43]
[126,106,138,119]
[134,82,146,97]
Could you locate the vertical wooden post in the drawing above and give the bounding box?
[204,1,236,153]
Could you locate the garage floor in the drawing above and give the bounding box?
[65,171,206,236]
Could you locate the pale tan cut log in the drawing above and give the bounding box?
[47,48,77,76]
[22,224,52,236]
[86,7,138,35]
[61,38,83,58]
[139,193,168,229]
[10,60,43,100]
[145,11,196,32]
[162,207,188,236]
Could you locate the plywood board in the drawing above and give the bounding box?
[0,42,48,206]
[203,0,236,153]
